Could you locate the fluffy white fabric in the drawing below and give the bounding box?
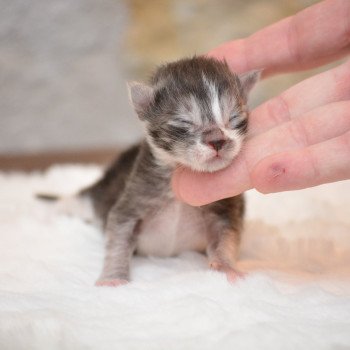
[0,165,349,350]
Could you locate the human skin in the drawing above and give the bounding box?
[172,0,350,206]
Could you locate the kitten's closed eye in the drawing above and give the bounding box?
[172,118,194,127]
[166,125,191,137]
[228,112,247,128]
[228,114,239,122]
[233,118,248,134]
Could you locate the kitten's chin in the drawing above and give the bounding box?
[186,157,233,173]
[203,158,233,172]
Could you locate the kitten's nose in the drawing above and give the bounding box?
[208,139,226,151]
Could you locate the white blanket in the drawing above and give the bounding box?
[1,165,349,350]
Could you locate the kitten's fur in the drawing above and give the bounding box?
[73,57,259,286]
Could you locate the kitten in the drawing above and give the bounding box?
[50,56,259,286]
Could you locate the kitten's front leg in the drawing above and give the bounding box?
[96,209,139,287]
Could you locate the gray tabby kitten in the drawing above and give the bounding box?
[73,57,259,286]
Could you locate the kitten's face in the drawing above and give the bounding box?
[129,57,259,172]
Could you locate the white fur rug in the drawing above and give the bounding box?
[1,165,350,350]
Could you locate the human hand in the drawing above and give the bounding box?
[172,0,350,206]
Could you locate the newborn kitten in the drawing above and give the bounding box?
[72,57,259,286]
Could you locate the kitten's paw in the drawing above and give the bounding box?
[225,268,245,283]
[209,260,245,283]
[95,278,129,287]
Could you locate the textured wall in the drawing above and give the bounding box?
[0,0,141,154]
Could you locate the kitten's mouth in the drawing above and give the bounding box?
[202,154,232,172]
[210,148,232,160]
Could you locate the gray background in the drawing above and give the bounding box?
[0,0,141,154]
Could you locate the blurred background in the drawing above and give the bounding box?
[0,0,324,170]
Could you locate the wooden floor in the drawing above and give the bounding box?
[0,148,119,172]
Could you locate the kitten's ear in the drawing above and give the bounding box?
[127,81,154,118]
[238,70,261,95]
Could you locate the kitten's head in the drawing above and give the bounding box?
[128,57,260,172]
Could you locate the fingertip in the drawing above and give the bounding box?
[251,160,280,194]
[172,168,204,206]
[173,155,251,205]
[251,154,294,194]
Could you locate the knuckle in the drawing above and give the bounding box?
[331,61,350,99]
[266,94,291,126]
[340,130,350,151]
[286,118,309,148]
[286,14,302,66]
[343,0,350,47]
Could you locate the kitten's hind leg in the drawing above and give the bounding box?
[95,278,128,287]
[205,197,245,282]
[96,208,138,287]
[207,229,245,283]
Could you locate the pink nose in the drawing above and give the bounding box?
[208,139,226,151]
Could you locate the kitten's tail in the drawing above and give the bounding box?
[36,192,96,224]
[36,193,61,201]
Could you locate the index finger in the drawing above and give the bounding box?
[208,0,350,77]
